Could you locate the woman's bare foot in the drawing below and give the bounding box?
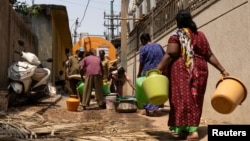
[141,110,146,115]
[186,131,199,140]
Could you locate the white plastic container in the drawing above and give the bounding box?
[105,95,116,109]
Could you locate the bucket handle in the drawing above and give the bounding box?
[217,76,247,105]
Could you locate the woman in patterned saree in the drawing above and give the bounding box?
[156,10,229,140]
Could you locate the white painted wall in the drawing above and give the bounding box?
[127,0,250,123]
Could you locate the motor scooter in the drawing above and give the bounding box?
[7,40,53,106]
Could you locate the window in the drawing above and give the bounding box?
[97,47,109,57]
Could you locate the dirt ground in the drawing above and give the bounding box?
[0,94,224,141]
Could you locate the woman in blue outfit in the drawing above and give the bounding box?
[137,33,165,77]
[137,33,165,115]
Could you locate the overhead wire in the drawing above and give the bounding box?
[28,0,120,35]
[78,0,90,28]
[28,0,118,11]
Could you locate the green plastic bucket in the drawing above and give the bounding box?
[77,82,84,95]
[103,82,110,96]
[135,76,148,109]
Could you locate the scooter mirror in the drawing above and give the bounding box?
[46,58,53,62]
[18,40,24,46]
[14,50,22,56]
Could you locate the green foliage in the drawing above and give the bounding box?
[10,0,41,17]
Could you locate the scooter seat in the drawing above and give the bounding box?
[32,68,48,81]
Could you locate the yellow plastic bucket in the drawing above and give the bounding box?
[142,69,169,105]
[211,76,247,114]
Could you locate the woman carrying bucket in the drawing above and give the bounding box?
[156,10,229,140]
[137,33,166,115]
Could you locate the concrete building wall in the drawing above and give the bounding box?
[32,14,53,70]
[0,0,38,88]
[0,2,72,88]
[127,0,249,123]
[31,5,72,84]
[197,0,249,124]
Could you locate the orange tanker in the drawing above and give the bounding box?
[72,36,117,61]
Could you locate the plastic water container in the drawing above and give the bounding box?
[103,82,110,96]
[105,95,117,109]
[77,82,84,96]
[135,76,148,109]
[66,95,80,111]
[211,76,247,114]
[142,69,169,105]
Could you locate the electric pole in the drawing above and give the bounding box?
[104,1,121,40]
[111,0,114,39]
[120,0,128,95]
[73,18,79,44]
[120,0,128,69]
